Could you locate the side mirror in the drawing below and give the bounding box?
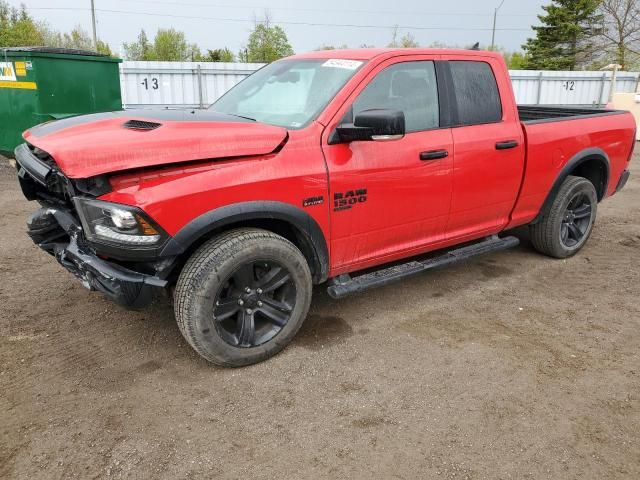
[330,109,405,144]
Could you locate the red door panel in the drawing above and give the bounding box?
[325,129,453,270]
[448,122,524,238]
[443,55,525,240]
[320,55,455,274]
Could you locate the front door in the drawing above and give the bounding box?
[322,58,454,273]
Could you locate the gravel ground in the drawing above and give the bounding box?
[1,154,639,479]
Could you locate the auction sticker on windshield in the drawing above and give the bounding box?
[322,59,363,70]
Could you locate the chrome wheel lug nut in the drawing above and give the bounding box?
[257,301,263,307]
[238,299,244,306]
[246,309,253,315]
[245,287,251,293]
[256,288,263,294]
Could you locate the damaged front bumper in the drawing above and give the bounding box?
[28,207,168,308]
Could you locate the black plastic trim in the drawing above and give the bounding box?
[123,119,162,131]
[327,235,519,298]
[519,106,628,125]
[14,143,52,185]
[160,201,330,283]
[495,140,519,150]
[615,169,630,193]
[532,147,610,224]
[420,149,448,161]
[28,207,166,309]
[434,61,458,127]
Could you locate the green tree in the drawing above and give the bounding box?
[387,27,420,48]
[44,25,112,55]
[244,18,294,63]
[153,28,190,61]
[484,45,530,69]
[504,51,529,69]
[124,28,200,61]
[123,29,152,60]
[202,48,236,62]
[0,3,112,54]
[0,1,45,47]
[523,0,603,70]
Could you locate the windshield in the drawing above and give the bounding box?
[210,59,365,129]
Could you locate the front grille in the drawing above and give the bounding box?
[122,119,162,131]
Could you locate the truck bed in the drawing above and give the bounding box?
[509,105,636,230]
[518,105,627,124]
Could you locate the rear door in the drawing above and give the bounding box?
[443,57,525,240]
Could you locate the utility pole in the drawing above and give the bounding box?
[490,0,506,50]
[90,0,98,51]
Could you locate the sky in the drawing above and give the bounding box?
[10,0,550,56]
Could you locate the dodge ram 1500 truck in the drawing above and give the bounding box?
[14,49,636,366]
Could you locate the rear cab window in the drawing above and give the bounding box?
[449,60,502,125]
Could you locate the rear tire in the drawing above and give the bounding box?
[529,175,597,259]
[174,228,313,367]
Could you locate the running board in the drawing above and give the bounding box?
[326,235,520,299]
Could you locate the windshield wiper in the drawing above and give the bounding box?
[226,113,257,122]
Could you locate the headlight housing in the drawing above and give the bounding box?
[73,198,168,247]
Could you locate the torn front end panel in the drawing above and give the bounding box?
[26,206,169,309]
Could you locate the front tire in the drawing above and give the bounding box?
[529,175,598,259]
[174,228,313,367]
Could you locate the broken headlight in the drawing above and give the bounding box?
[73,198,167,247]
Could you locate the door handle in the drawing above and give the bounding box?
[420,149,449,161]
[495,140,519,150]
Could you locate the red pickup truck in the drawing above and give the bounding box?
[14,49,636,366]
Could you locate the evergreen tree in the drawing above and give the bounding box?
[523,0,603,70]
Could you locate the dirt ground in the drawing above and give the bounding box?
[1,154,639,480]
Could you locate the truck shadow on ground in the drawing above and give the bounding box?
[139,226,536,361]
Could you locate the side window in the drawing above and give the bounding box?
[449,61,502,125]
[352,61,439,132]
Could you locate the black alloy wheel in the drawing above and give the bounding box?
[213,260,297,348]
[529,175,598,259]
[175,228,313,366]
[560,192,593,248]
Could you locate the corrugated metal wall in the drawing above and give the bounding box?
[120,61,265,109]
[509,70,640,105]
[120,61,640,109]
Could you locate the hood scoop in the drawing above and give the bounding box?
[123,119,162,131]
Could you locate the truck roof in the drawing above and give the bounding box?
[290,48,503,61]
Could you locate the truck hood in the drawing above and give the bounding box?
[23,110,289,179]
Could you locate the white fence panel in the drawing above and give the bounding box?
[120,61,265,109]
[120,61,640,109]
[510,70,640,106]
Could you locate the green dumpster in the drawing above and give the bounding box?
[0,47,122,157]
